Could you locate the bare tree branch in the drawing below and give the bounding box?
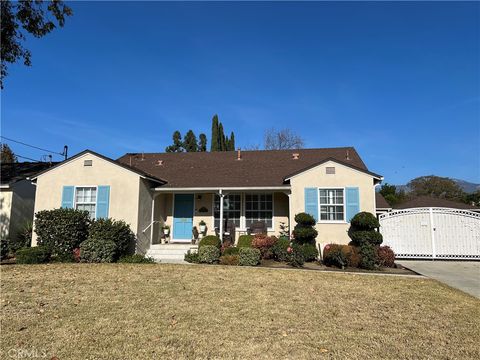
[264,128,305,150]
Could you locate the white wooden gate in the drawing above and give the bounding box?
[379,207,480,259]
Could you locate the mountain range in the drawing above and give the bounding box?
[395,179,480,194]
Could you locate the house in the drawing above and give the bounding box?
[30,147,383,259]
[393,195,480,213]
[1,162,56,242]
[375,192,392,217]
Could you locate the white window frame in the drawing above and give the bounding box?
[213,193,242,229]
[74,185,98,219]
[211,192,275,232]
[317,187,347,224]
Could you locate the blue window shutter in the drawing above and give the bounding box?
[61,186,74,208]
[345,187,360,222]
[96,186,110,219]
[304,188,318,222]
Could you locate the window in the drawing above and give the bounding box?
[75,187,97,219]
[319,189,344,221]
[245,193,273,228]
[214,194,241,228]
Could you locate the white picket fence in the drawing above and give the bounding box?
[379,207,480,260]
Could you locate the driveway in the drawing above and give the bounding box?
[398,260,480,298]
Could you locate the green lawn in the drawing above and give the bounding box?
[1,264,479,359]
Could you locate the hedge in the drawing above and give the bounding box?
[80,238,117,263]
[88,218,135,258]
[16,247,51,264]
[237,235,254,248]
[199,235,221,248]
[239,247,261,266]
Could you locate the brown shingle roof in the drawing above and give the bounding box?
[375,193,391,209]
[117,147,381,188]
[394,196,479,210]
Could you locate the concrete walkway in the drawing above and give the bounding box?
[398,260,480,298]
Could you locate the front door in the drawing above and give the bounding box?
[173,194,194,241]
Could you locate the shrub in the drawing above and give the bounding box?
[341,245,361,268]
[184,250,199,263]
[53,250,75,263]
[237,235,254,248]
[293,212,318,245]
[10,221,33,254]
[323,244,347,268]
[199,235,221,249]
[16,247,51,264]
[301,244,319,262]
[118,254,155,263]
[35,208,90,256]
[271,238,290,262]
[198,245,220,264]
[252,234,278,259]
[348,212,383,247]
[80,238,117,263]
[286,243,304,267]
[0,238,9,260]
[219,255,240,266]
[359,243,377,270]
[88,218,135,259]
[377,246,395,268]
[239,247,261,266]
[222,247,239,256]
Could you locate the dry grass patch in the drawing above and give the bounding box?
[1,264,479,359]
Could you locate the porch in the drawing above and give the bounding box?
[143,189,291,248]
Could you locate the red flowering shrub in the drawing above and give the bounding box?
[323,244,361,268]
[377,246,395,267]
[252,235,278,259]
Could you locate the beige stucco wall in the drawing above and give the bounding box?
[32,153,144,246]
[289,160,376,246]
[0,190,13,240]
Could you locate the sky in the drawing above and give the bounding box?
[1,1,479,184]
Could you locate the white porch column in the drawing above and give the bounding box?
[287,192,293,238]
[219,189,224,243]
[150,194,156,246]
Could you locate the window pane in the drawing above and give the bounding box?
[319,189,344,221]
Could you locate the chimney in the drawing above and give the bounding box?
[292,153,300,160]
[345,150,350,161]
[141,152,145,161]
[237,148,242,160]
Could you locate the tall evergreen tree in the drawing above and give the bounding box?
[183,130,198,152]
[165,131,184,152]
[229,132,235,151]
[210,115,219,151]
[218,123,226,151]
[199,133,207,152]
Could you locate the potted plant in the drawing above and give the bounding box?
[199,220,207,234]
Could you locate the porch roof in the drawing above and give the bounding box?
[118,147,381,188]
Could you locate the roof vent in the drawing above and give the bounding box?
[140,152,145,161]
[237,148,242,160]
[83,159,92,167]
[155,160,164,166]
[292,153,300,160]
[345,150,350,161]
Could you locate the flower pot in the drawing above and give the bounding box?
[163,229,170,236]
[199,225,206,233]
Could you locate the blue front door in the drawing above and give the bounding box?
[173,194,194,240]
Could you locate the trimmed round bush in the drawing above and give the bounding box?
[219,255,240,266]
[237,235,254,248]
[377,246,395,268]
[350,212,380,230]
[301,244,319,262]
[239,247,261,266]
[349,230,383,246]
[323,244,347,268]
[199,235,221,248]
[16,247,51,264]
[88,218,135,258]
[80,238,117,263]
[294,213,316,226]
[35,208,90,255]
[118,254,155,263]
[286,243,304,267]
[271,238,290,262]
[198,245,220,264]
[293,212,318,245]
[223,247,240,256]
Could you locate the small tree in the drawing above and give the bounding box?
[264,128,304,150]
[292,213,318,245]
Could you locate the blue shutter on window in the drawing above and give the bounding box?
[96,186,110,219]
[61,186,74,208]
[304,188,318,222]
[345,187,360,222]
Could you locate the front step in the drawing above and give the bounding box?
[146,244,198,263]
